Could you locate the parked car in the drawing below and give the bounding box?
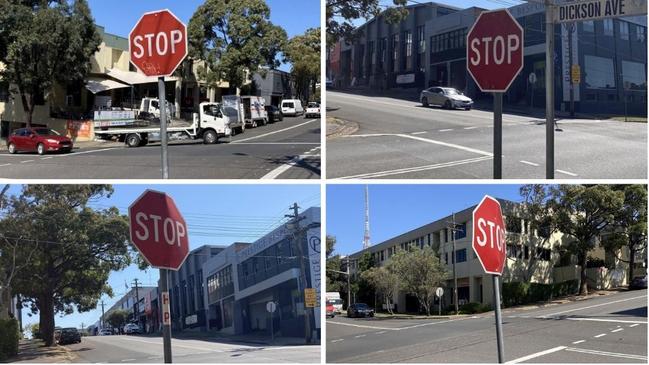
[420,87,473,110]
[124,323,141,335]
[98,329,113,336]
[281,99,304,117]
[265,105,284,123]
[347,303,375,318]
[326,302,336,318]
[7,127,73,155]
[305,102,321,118]
[629,275,647,290]
[54,328,62,343]
[58,328,81,345]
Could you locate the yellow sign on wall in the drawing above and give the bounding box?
[571,64,581,84]
[304,288,317,308]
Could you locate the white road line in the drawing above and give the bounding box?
[20,160,34,164]
[375,331,387,334]
[556,169,578,177]
[611,328,624,333]
[338,156,492,179]
[541,295,647,317]
[464,126,478,130]
[566,318,647,324]
[147,356,161,359]
[261,154,319,179]
[116,336,227,352]
[520,160,540,167]
[630,323,640,327]
[398,316,474,330]
[505,346,566,364]
[564,347,647,361]
[232,142,320,145]
[326,321,398,331]
[41,157,53,160]
[594,333,607,338]
[439,129,453,132]
[120,359,136,362]
[0,163,11,167]
[61,148,120,157]
[411,131,427,135]
[354,335,366,338]
[331,339,344,343]
[232,120,317,143]
[572,340,586,344]
[344,133,493,157]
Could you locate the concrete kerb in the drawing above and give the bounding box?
[326,117,359,139]
[500,288,625,314]
[8,339,78,363]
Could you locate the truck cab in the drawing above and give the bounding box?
[139,97,174,121]
[195,102,234,144]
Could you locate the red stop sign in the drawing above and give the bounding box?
[472,195,507,275]
[129,10,188,77]
[129,190,189,271]
[467,9,523,92]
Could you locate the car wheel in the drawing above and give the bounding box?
[126,134,141,148]
[8,143,16,154]
[444,100,452,109]
[422,97,429,107]
[203,130,218,145]
[37,143,45,155]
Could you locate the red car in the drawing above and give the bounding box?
[326,303,336,318]
[7,128,73,155]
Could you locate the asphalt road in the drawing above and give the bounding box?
[326,289,647,363]
[65,335,320,363]
[327,91,647,179]
[0,117,320,179]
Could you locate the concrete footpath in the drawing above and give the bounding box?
[141,330,316,347]
[6,339,77,363]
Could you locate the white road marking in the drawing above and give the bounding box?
[412,131,427,135]
[594,333,607,338]
[520,160,540,167]
[541,295,647,318]
[564,347,647,361]
[439,129,453,132]
[375,331,387,334]
[556,169,578,177]
[261,152,320,180]
[505,346,566,364]
[338,156,492,179]
[20,160,34,164]
[398,317,474,330]
[343,133,493,157]
[116,336,228,352]
[120,359,136,362]
[572,340,586,344]
[147,356,161,359]
[354,335,366,338]
[326,321,398,331]
[232,120,318,143]
[566,318,647,325]
[611,328,624,333]
[233,142,320,145]
[331,339,344,343]
[0,164,11,167]
[464,126,478,130]
[41,157,53,160]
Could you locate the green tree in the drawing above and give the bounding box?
[361,266,398,314]
[602,185,647,283]
[550,185,625,295]
[105,309,129,333]
[326,0,408,44]
[188,0,288,93]
[0,0,101,127]
[326,236,344,292]
[390,246,447,315]
[1,185,133,346]
[284,28,320,102]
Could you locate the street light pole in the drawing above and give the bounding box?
[286,203,311,344]
[447,212,459,315]
[545,0,555,179]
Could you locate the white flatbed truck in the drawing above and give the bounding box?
[94,102,237,147]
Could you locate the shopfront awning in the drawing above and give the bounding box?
[85,77,131,94]
[107,68,179,85]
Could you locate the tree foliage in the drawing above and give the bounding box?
[326,0,408,44]
[0,185,134,346]
[284,28,320,102]
[0,0,101,127]
[188,0,288,92]
[390,246,447,315]
[105,309,129,332]
[361,266,398,314]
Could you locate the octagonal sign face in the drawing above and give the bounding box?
[129,190,189,271]
[472,195,507,275]
[467,9,524,92]
[129,9,188,77]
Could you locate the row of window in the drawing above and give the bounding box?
[583,19,645,42]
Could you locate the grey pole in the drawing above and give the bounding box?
[160,269,172,363]
[493,93,503,179]
[492,275,505,363]
[158,77,169,179]
[451,213,458,315]
[270,307,274,343]
[545,0,555,179]
[347,257,351,308]
[569,23,575,118]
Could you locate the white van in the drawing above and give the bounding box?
[281,99,304,117]
[326,292,344,313]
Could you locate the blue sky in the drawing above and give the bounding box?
[8,184,319,331]
[87,0,321,72]
[327,184,525,256]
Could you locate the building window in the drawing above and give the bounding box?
[584,55,616,89]
[392,34,399,72]
[369,41,376,67]
[405,30,413,71]
[622,61,647,90]
[417,25,426,54]
[379,37,387,69]
[603,19,614,36]
[583,20,594,32]
[454,223,467,240]
[444,252,448,264]
[637,25,646,42]
[620,21,629,40]
[455,248,467,263]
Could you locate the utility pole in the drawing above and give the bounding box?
[347,257,351,307]
[447,213,459,315]
[545,0,555,179]
[100,300,105,329]
[568,22,575,118]
[286,203,312,344]
[132,279,140,327]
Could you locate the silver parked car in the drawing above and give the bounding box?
[420,87,473,110]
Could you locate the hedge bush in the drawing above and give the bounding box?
[0,318,19,361]
[502,279,579,308]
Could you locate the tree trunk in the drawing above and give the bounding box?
[40,294,55,346]
[579,254,589,295]
[628,245,636,285]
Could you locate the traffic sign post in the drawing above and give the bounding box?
[435,287,444,316]
[472,195,507,363]
[129,190,189,363]
[467,9,523,179]
[266,301,277,343]
[129,10,188,180]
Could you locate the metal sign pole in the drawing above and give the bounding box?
[270,308,274,343]
[545,0,555,179]
[492,275,505,363]
[494,92,503,179]
[158,77,169,179]
[160,269,172,363]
